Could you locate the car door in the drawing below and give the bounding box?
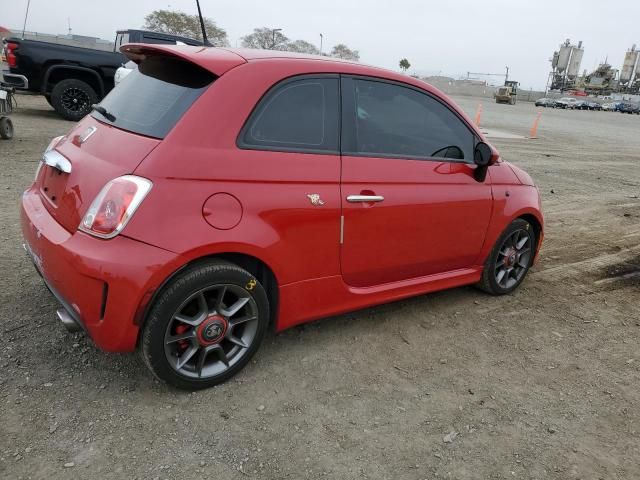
[340,76,493,287]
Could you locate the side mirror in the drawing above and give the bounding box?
[474,142,492,166]
[473,142,493,182]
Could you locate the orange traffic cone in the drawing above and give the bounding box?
[529,110,542,139]
[474,103,483,127]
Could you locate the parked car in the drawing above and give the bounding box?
[574,100,589,110]
[602,102,621,111]
[619,102,640,114]
[1,30,203,120]
[113,60,137,86]
[586,102,602,110]
[21,45,544,389]
[555,97,581,109]
[535,97,556,108]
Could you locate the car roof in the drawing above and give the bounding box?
[120,44,484,139]
[122,44,420,90]
[221,47,358,64]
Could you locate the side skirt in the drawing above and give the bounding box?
[276,267,482,331]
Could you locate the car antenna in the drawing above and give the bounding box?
[195,0,212,47]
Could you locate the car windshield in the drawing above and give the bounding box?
[91,56,215,139]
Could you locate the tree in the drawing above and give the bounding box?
[330,44,360,61]
[283,39,320,55]
[241,27,289,50]
[143,10,229,46]
[399,58,411,73]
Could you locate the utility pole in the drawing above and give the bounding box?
[271,28,282,49]
[21,0,31,38]
[505,66,509,83]
[319,33,323,55]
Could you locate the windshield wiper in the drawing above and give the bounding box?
[91,104,116,122]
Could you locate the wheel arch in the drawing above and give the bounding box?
[477,197,544,268]
[135,251,280,334]
[517,212,543,261]
[518,212,542,239]
[43,65,105,97]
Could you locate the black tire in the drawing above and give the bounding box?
[50,78,98,121]
[477,218,536,295]
[0,117,13,140]
[141,260,270,390]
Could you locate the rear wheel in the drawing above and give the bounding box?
[141,260,270,390]
[0,117,13,140]
[50,78,98,121]
[477,219,536,295]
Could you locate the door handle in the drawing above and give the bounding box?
[346,195,384,203]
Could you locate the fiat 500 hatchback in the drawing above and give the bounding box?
[21,45,543,389]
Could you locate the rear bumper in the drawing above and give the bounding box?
[21,186,181,352]
[1,72,28,89]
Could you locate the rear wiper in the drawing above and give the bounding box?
[91,104,116,122]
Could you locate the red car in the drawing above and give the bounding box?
[21,45,543,389]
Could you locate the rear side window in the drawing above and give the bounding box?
[238,76,339,153]
[91,56,215,139]
[348,79,474,161]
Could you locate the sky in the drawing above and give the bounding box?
[4,0,640,90]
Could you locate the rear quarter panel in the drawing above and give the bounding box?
[128,60,347,286]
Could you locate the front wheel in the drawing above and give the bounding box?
[477,219,536,295]
[141,260,270,390]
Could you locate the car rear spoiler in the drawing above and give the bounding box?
[120,43,246,77]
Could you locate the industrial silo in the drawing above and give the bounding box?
[620,45,639,84]
[557,40,573,73]
[567,41,584,79]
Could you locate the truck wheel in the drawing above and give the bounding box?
[50,79,98,121]
[0,117,13,140]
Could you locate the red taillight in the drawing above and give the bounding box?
[6,42,18,68]
[79,175,152,239]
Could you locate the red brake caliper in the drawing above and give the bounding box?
[175,324,190,351]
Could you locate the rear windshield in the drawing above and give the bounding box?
[91,56,215,138]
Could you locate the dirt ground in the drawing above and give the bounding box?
[1,94,639,480]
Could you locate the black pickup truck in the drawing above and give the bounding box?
[1,29,203,120]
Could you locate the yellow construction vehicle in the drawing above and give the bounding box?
[495,80,519,105]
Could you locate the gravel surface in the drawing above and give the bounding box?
[1,95,639,479]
